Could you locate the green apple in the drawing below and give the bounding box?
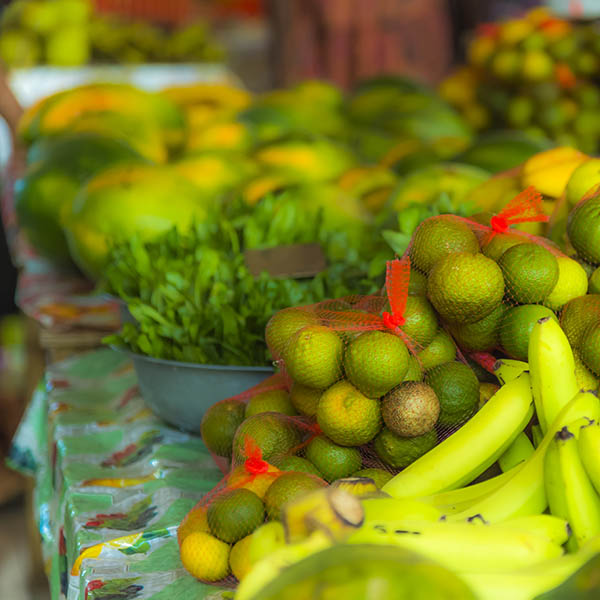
[566,158,600,207]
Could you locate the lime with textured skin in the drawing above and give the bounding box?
[410,217,479,274]
[481,232,524,262]
[574,351,599,391]
[544,256,588,311]
[568,195,600,265]
[270,455,323,478]
[344,331,409,398]
[417,330,456,370]
[581,323,600,377]
[352,468,393,488]
[289,383,321,417]
[428,252,505,323]
[317,380,382,446]
[590,267,600,294]
[305,435,362,482]
[201,399,246,458]
[500,304,558,361]
[425,362,479,428]
[374,427,437,469]
[207,488,265,543]
[245,389,297,418]
[498,243,559,304]
[400,296,438,348]
[263,472,327,521]
[408,270,428,296]
[448,304,505,352]
[266,309,319,360]
[284,325,343,389]
[560,295,600,349]
[404,356,423,382]
[382,382,440,437]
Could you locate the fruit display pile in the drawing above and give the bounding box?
[441,7,600,153]
[0,0,223,68]
[174,150,600,596]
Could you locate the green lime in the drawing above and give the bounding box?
[263,472,326,521]
[233,413,302,463]
[289,383,321,417]
[417,330,456,370]
[560,294,600,349]
[580,322,600,376]
[425,362,479,427]
[382,382,440,437]
[507,96,534,128]
[521,50,554,81]
[428,252,505,323]
[245,389,297,418]
[498,243,559,304]
[481,232,525,262]
[201,398,246,458]
[574,350,599,391]
[404,356,424,382]
[266,308,319,359]
[491,49,521,80]
[544,256,589,311]
[207,488,265,543]
[304,435,362,482]
[374,427,437,469]
[567,195,600,264]
[590,267,600,294]
[317,380,382,446]
[408,269,428,296]
[284,325,343,389]
[499,304,558,360]
[448,304,505,352]
[270,455,323,478]
[400,296,438,348]
[479,383,500,409]
[352,468,394,488]
[410,217,479,273]
[344,331,409,398]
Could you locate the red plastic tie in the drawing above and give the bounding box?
[488,187,549,239]
[490,215,509,233]
[383,255,411,331]
[244,456,269,475]
[383,311,406,330]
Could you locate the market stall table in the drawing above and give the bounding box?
[8,348,233,600]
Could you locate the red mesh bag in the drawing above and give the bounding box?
[264,255,483,475]
[178,415,327,586]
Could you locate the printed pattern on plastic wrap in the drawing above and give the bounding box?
[9,348,225,600]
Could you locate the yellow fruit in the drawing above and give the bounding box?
[565,158,600,207]
[266,308,319,360]
[245,389,297,418]
[521,50,554,82]
[467,37,495,67]
[499,19,533,45]
[544,256,589,310]
[439,68,478,105]
[230,534,254,581]
[479,383,500,408]
[289,383,321,417]
[574,351,599,391]
[178,506,209,544]
[228,464,281,499]
[521,147,589,198]
[180,531,230,581]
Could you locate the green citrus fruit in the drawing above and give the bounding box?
[400,296,438,348]
[270,455,323,478]
[233,413,302,463]
[304,435,362,482]
[382,382,440,437]
[289,383,321,417]
[245,389,297,418]
[317,380,382,446]
[263,472,327,520]
[481,232,525,261]
[417,330,456,370]
[544,256,589,311]
[574,350,599,391]
[229,534,253,581]
[479,383,500,409]
[344,331,409,398]
[404,356,424,382]
[409,217,479,273]
[352,468,393,488]
[180,531,230,581]
[448,304,505,352]
[207,488,265,543]
[425,362,479,428]
[284,325,343,389]
[560,295,600,349]
[590,267,600,294]
[266,308,319,359]
[499,304,558,360]
[568,195,600,264]
[408,269,428,296]
[201,398,246,458]
[580,322,600,376]
[373,428,437,469]
[428,252,505,323]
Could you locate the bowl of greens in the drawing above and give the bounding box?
[119,348,273,432]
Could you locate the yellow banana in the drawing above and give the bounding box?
[554,426,600,548]
[361,497,442,523]
[347,518,563,573]
[498,431,535,472]
[331,477,380,499]
[493,359,529,385]
[487,514,571,546]
[383,373,534,498]
[450,390,600,523]
[529,316,579,433]
[248,521,286,565]
[236,530,332,600]
[578,420,600,495]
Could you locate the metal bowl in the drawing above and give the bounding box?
[115,348,274,432]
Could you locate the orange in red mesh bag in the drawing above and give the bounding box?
[179,418,326,585]
[410,187,588,364]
